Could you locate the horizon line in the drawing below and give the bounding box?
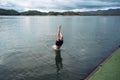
[0,7,120,13]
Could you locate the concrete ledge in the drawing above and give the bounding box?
[85,47,120,80]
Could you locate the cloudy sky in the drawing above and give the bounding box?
[0,0,120,12]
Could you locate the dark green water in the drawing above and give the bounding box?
[0,16,120,80]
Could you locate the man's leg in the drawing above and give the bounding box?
[57,25,61,41]
[60,31,63,40]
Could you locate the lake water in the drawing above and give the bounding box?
[0,16,120,80]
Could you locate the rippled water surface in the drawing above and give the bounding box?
[0,16,120,80]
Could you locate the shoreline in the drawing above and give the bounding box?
[85,47,120,80]
[0,15,120,16]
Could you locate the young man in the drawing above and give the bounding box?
[53,25,63,50]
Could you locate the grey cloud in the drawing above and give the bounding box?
[0,0,120,12]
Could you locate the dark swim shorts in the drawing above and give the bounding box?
[56,40,63,46]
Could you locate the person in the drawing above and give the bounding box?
[53,25,63,50]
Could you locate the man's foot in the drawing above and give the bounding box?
[59,25,61,29]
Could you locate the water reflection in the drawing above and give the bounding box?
[54,50,63,74]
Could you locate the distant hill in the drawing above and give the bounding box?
[0,8,19,15]
[0,8,120,16]
[20,10,47,15]
[85,9,120,15]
